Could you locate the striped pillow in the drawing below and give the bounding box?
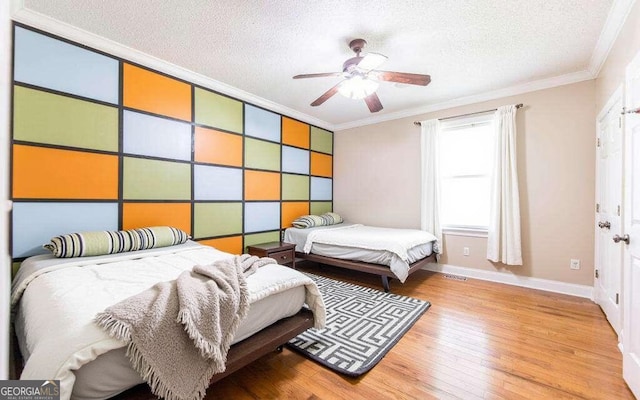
[43,226,190,258]
[321,212,343,225]
[292,215,325,229]
[292,213,343,229]
[133,226,190,251]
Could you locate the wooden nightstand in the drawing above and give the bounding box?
[247,242,296,269]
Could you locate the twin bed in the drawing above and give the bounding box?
[285,222,438,292]
[11,240,323,400]
[11,222,438,399]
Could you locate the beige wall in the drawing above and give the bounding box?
[335,80,597,286]
[595,0,640,110]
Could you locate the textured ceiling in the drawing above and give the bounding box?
[18,0,616,129]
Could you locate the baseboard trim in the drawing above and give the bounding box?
[423,263,593,299]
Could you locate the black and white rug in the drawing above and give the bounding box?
[287,273,431,376]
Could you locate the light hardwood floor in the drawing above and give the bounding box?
[121,263,635,399]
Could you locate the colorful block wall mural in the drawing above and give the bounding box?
[10,25,333,260]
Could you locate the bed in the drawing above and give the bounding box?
[284,222,439,292]
[11,240,325,400]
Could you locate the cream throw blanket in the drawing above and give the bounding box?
[94,254,275,400]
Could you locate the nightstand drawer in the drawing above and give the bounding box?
[247,242,296,268]
[270,250,294,265]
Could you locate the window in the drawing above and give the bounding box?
[439,114,494,233]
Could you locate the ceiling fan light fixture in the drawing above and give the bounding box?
[294,38,430,112]
[337,75,379,100]
[357,52,388,71]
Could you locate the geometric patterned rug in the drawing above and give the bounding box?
[287,273,431,376]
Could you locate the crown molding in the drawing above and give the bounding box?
[9,6,334,131]
[334,0,637,132]
[333,69,595,131]
[588,0,637,77]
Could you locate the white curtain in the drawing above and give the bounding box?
[420,119,442,256]
[487,105,522,265]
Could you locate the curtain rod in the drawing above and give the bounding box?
[413,103,524,126]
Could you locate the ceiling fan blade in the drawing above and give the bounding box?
[364,92,383,113]
[293,72,343,79]
[375,71,431,86]
[310,82,343,106]
[357,52,388,72]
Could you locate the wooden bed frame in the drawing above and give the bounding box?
[13,309,315,397]
[296,251,436,292]
[209,308,314,383]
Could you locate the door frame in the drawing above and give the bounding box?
[594,84,624,341]
[622,47,640,399]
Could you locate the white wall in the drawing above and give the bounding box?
[0,0,12,379]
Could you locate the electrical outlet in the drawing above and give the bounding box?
[570,259,580,270]
[463,247,470,256]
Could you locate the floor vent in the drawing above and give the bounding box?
[443,274,467,281]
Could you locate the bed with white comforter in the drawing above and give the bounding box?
[11,241,323,400]
[285,223,438,285]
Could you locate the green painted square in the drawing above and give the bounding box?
[12,262,21,279]
[244,231,281,252]
[123,157,191,200]
[311,202,333,215]
[194,87,243,133]
[194,203,243,238]
[245,138,281,171]
[13,86,118,152]
[282,174,309,200]
[310,126,333,154]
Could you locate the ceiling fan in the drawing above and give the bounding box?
[293,39,431,113]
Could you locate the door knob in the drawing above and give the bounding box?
[612,234,630,244]
[598,221,611,229]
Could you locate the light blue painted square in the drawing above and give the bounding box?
[194,165,243,200]
[14,27,119,104]
[245,104,281,142]
[282,146,309,174]
[123,111,192,161]
[311,177,333,200]
[244,202,280,233]
[12,202,118,258]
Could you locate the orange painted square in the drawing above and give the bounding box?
[123,63,192,121]
[194,126,243,167]
[122,202,191,235]
[245,170,280,200]
[311,152,333,177]
[197,236,242,255]
[281,202,309,228]
[282,117,309,148]
[12,144,118,199]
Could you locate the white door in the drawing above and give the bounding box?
[594,89,624,337]
[622,49,640,399]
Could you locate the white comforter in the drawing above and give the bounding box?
[301,224,437,282]
[11,242,325,400]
